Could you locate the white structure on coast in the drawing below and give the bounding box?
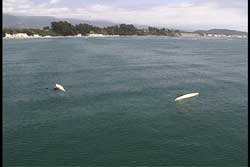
[3,32,119,39]
[76,34,82,37]
[180,32,201,37]
[4,33,43,39]
[87,33,120,37]
[206,33,247,38]
[3,33,84,39]
[5,33,31,38]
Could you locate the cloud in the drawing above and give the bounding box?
[49,0,60,4]
[3,0,33,13]
[90,4,110,12]
[3,0,248,31]
[3,0,69,16]
[73,3,248,31]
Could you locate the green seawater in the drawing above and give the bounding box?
[3,37,248,166]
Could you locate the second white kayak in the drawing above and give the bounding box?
[175,92,199,101]
[55,83,66,92]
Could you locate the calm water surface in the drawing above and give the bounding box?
[3,37,248,166]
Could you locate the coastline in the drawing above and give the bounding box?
[2,34,247,40]
[2,33,121,40]
[3,36,87,40]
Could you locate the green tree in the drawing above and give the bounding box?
[75,23,101,35]
[119,24,137,35]
[51,21,78,36]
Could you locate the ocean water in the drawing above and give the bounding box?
[3,37,248,166]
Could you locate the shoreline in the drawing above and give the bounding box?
[2,33,121,40]
[2,35,247,40]
[3,36,86,40]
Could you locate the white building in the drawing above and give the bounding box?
[4,33,30,38]
[5,33,12,38]
[88,34,105,37]
[180,32,201,37]
[13,33,30,38]
[33,34,41,38]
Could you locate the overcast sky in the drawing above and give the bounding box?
[3,0,248,31]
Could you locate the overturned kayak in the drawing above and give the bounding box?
[54,83,66,92]
[175,92,199,101]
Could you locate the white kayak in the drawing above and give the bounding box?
[55,83,66,92]
[175,92,199,101]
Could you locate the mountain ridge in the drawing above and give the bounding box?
[193,29,247,35]
[3,14,116,29]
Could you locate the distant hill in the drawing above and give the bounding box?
[3,14,116,29]
[194,29,247,36]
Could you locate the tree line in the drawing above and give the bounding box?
[3,21,181,37]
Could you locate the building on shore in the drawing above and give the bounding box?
[87,34,120,37]
[180,32,201,37]
[76,34,82,37]
[88,33,105,37]
[33,34,41,38]
[5,33,30,38]
[5,33,12,38]
[206,33,247,38]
